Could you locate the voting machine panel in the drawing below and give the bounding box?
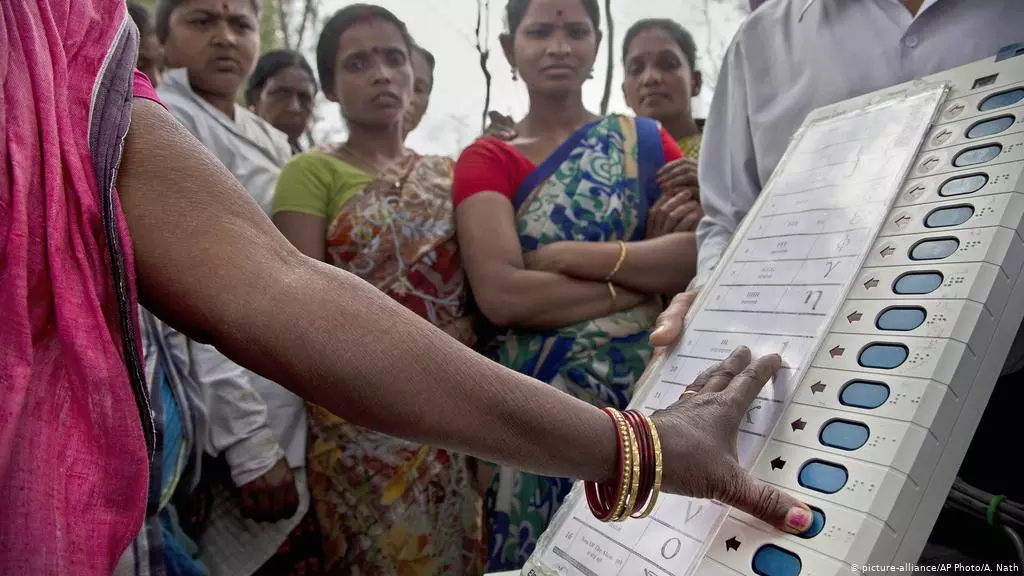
[523,44,1024,576]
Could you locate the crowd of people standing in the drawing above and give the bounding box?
[2,0,1019,575]
[119,0,713,574]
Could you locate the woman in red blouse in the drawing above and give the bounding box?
[451,0,700,570]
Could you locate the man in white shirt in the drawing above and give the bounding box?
[684,0,1024,565]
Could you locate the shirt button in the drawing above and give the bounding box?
[905,35,919,47]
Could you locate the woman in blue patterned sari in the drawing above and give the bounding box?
[451,0,699,570]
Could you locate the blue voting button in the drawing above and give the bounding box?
[820,419,870,451]
[910,237,959,261]
[876,306,926,331]
[752,544,802,576]
[840,380,890,409]
[939,173,988,197]
[966,115,1015,139]
[859,343,909,369]
[797,508,826,539]
[953,144,1002,167]
[925,205,974,228]
[979,87,1024,111]
[798,460,849,494]
[893,271,943,294]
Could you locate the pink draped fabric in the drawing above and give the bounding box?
[0,1,152,573]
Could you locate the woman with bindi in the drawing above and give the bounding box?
[271,5,485,574]
[154,1,321,574]
[451,0,700,570]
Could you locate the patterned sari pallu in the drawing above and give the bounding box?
[306,154,483,576]
[484,114,666,571]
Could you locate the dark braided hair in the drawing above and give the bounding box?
[155,0,262,42]
[316,4,414,98]
[621,18,698,70]
[504,0,601,38]
[245,49,317,107]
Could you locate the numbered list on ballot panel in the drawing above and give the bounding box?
[528,86,947,576]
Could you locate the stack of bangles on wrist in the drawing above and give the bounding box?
[586,407,663,521]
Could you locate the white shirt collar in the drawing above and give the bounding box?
[800,0,943,21]
[886,0,941,18]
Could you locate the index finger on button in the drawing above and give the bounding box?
[724,353,782,409]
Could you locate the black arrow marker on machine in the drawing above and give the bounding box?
[810,381,826,394]
[791,418,806,431]
[725,537,741,552]
[770,457,786,470]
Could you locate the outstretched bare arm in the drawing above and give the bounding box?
[116,98,812,534]
[118,98,616,483]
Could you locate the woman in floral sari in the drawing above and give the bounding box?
[271,6,482,575]
[451,0,699,570]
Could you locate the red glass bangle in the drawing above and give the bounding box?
[585,407,627,521]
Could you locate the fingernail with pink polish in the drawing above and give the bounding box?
[785,506,812,532]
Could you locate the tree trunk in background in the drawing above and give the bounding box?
[295,0,318,50]
[475,0,493,133]
[275,0,292,50]
[599,0,614,115]
[260,0,283,52]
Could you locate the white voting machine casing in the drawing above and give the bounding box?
[521,45,1024,576]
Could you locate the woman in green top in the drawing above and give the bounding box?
[271,6,483,576]
[621,18,705,230]
[622,18,704,159]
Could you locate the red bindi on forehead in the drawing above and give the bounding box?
[221,2,229,14]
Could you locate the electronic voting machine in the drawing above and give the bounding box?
[522,45,1024,576]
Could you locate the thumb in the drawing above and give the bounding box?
[721,469,814,535]
[649,290,696,347]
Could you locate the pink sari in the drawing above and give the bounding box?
[0,1,156,573]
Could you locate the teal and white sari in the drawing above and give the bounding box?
[484,114,668,571]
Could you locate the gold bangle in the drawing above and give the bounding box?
[606,409,632,521]
[632,413,663,519]
[604,240,627,281]
[616,410,642,521]
[607,281,617,305]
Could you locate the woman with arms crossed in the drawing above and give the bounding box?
[451,0,699,568]
[621,17,706,229]
[0,2,813,574]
